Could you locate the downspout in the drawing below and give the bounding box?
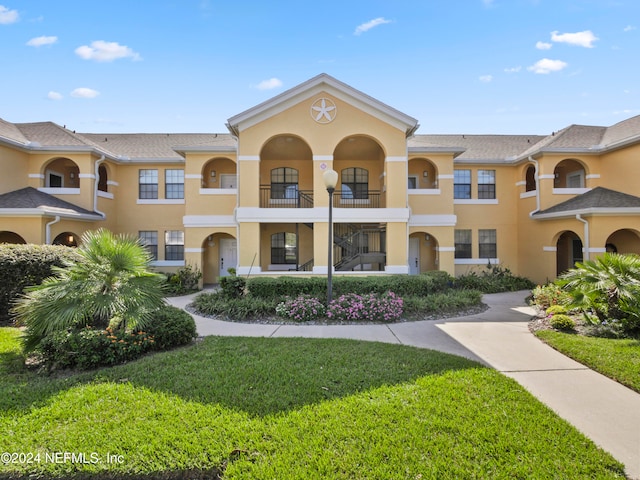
[576,214,589,261]
[94,155,106,218]
[45,216,61,244]
[528,156,541,217]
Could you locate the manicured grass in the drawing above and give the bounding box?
[0,328,625,479]
[535,330,640,393]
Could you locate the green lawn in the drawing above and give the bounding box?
[535,330,640,393]
[0,327,625,479]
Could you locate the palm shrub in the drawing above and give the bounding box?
[14,228,165,352]
[556,252,640,335]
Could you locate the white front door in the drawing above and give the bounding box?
[220,174,237,189]
[219,239,237,277]
[409,237,420,275]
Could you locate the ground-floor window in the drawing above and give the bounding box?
[479,229,497,258]
[454,229,472,258]
[271,232,297,264]
[165,230,184,261]
[139,231,158,260]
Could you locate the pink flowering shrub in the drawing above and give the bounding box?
[327,291,403,323]
[276,295,326,322]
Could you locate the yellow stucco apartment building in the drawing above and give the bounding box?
[2,74,640,285]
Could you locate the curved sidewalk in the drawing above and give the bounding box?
[167,290,640,479]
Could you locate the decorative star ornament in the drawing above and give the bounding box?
[311,98,337,124]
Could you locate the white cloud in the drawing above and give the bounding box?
[482,0,495,7]
[536,41,552,50]
[479,75,493,83]
[0,5,18,24]
[624,25,636,32]
[75,40,141,62]
[527,58,568,74]
[354,17,392,35]
[254,78,283,90]
[70,87,100,99]
[504,66,521,73]
[551,30,598,48]
[26,35,58,47]
[47,91,63,100]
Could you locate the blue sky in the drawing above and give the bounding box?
[1,0,639,135]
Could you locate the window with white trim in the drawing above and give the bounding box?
[165,169,184,199]
[479,229,497,258]
[454,170,471,199]
[139,169,158,199]
[165,230,184,261]
[271,232,297,264]
[478,170,496,199]
[139,231,158,260]
[454,229,472,259]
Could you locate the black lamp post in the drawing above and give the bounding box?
[323,169,338,304]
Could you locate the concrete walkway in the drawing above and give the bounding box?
[167,290,640,479]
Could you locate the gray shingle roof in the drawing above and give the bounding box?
[534,187,640,217]
[0,117,28,144]
[601,115,640,147]
[0,187,102,219]
[409,134,547,161]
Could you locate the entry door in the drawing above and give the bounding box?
[409,237,420,275]
[220,174,237,189]
[219,239,237,277]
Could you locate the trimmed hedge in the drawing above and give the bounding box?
[0,244,82,324]
[246,272,453,300]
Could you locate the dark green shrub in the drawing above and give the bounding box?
[145,305,197,350]
[220,275,247,298]
[0,244,81,325]
[456,265,534,293]
[37,326,155,371]
[162,264,202,296]
[403,289,482,315]
[546,305,568,316]
[549,314,576,331]
[192,291,278,320]
[531,283,572,310]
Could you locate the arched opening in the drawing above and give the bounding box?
[43,158,80,189]
[604,229,640,255]
[0,231,26,244]
[202,157,236,189]
[53,232,79,247]
[409,231,439,274]
[334,135,385,207]
[553,159,587,189]
[260,135,313,208]
[556,231,583,276]
[525,164,536,192]
[201,233,237,284]
[408,158,438,189]
[98,164,108,192]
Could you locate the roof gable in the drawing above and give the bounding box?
[0,187,102,219]
[226,73,419,137]
[534,187,640,218]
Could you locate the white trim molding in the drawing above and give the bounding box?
[520,191,536,199]
[150,260,185,268]
[385,156,407,163]
[183,215,237,228]
[313,155,333,161]
[385,265,409,274]
[515,180,526,186]
[409,215,457,227]
[97,191,114,199]
[437,247,456,252]
[455,258,500,265]
[199,188,238,195]
[454,199,499,205]
[185,174,203,180]
[137,199,185,205]
[29,173,45,179]
[438,174,454,180]
[38,187,80,195]
[539,174,556,180]
[237,265,262,275]
[107,180,119,186]
[185,248,205,253]
[408,189,441,195]
[589,247,607,254]
[78,173,95,179]
[586,174,601,179]
[543,246,557,252]
[553,187,591,195]
[238,155,260,161]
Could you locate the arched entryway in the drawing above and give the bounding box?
[409,232,440,274]
[53,232,79,247]
[0,231,26,244]
[556,231,582,275]
[604,229,640,255]
[553,159,587,189]
[43,158,80,189]
[201,233,237,285]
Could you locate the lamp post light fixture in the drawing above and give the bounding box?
[323,169,338,304]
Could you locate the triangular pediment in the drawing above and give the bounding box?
[226,73,419,137]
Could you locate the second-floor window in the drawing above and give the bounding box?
[454,229,472,258]
[341,167,368,199]
[478,170,496,199]
[165,169,184,199]
[139,169,158,199]
[271,167,298,199]
[454,170,471,199]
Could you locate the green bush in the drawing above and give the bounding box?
[37,326,156,371]
[549,314,576,331]
[191,291,278,320]
[0,244,82,325]
[546,305,568,316]
[531,283,573,310]
[403,289,482,315]
[456,265,534,293]
[220,275,247,298]
[162,264,202,296]
[145,305,197,350]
